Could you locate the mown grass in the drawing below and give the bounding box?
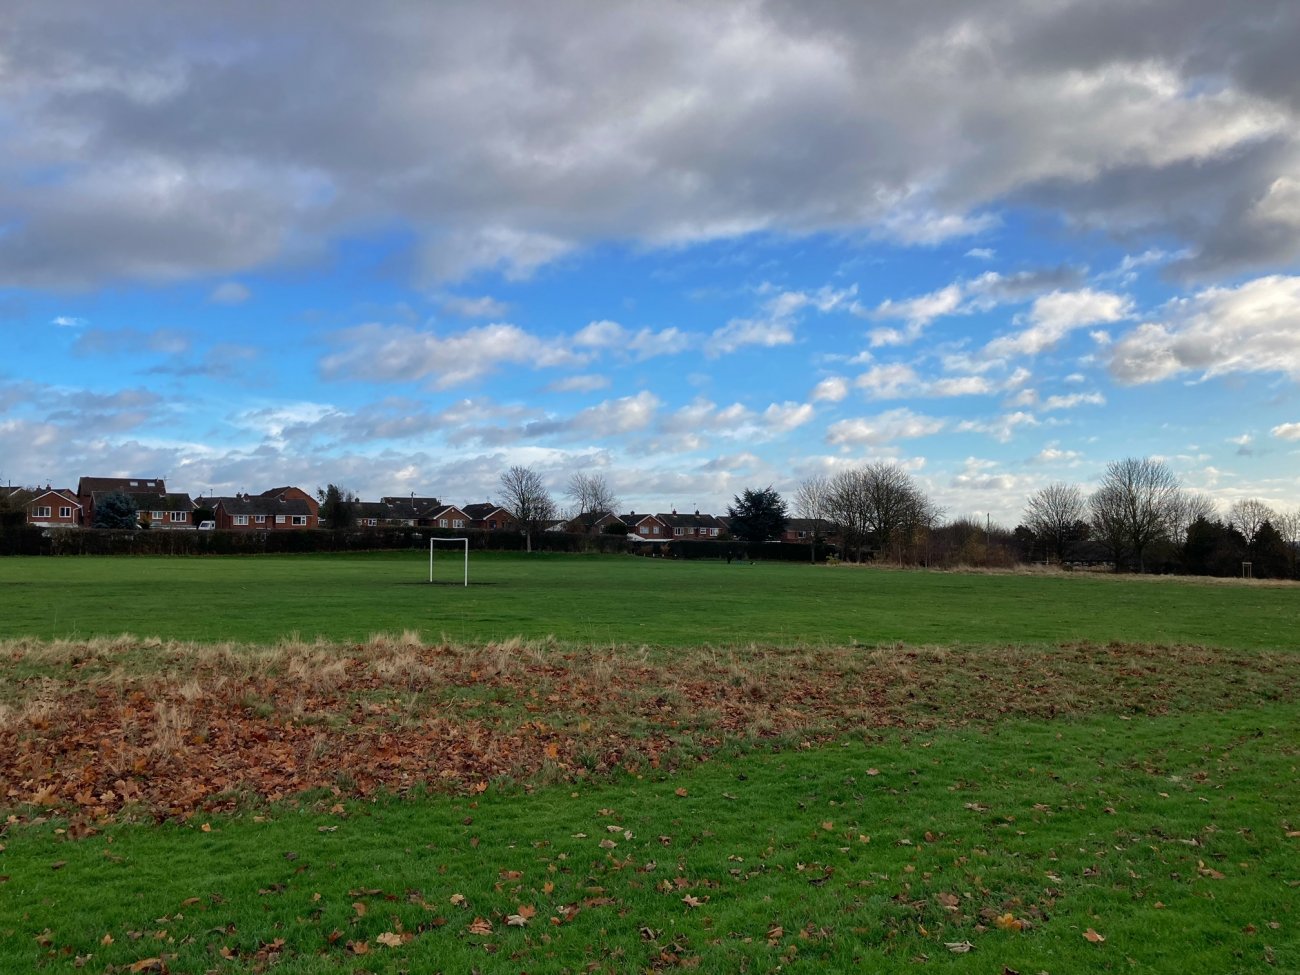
[2,551,1299,648]
[2,705,1297,973]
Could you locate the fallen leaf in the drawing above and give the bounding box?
[376,931,404,947]
[1083,928,1105,943]
[348,940,370,955]
[450,893,466,906]
[944,940,975,953]
[682,894,706,908]
[674,788,688,797]
[468,917,493,936]
[101,934,114,946]
[505,914,529,927]
[996,913,1024,932]
[352,901,366,918]
[542,881,555,895]
[127,960,165,973]
[866,768,880,776]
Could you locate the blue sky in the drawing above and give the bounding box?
[3,1,1300,524]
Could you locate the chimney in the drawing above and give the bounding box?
[694,509,699,516]
[672,509,677,516]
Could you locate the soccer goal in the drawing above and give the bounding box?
[429,537,469,586]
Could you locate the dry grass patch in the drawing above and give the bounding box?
[2,635,1298,822]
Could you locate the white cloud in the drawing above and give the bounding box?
[707,316,796,356]
[983,288,1133,360]
[827,408,945,446]
[1110,275,1300,384]
[856,363,920,399]
[51,316,86,327]
[1271,422,1300,442]
[1040,391,1105,411]
[320,322,585,388]
[209,281,251,305]
[965,247,995,260]
[811,376,849,402]
[762,401,815,432]
[546,374,610,393]
[441,294,509,319]
[1029,445,1083,465]
[954,411,1039,443]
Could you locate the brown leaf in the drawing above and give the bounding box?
[376,931,404,947]
[348,940,370,955]
[499,869,523,880]
[100,933,114,946]
[351,901,366,918]
[995,913,1023,932]
[682,894,706,908]
[468,917,493,936]
[936,892,960,910]
[450,893,466,906]
[1083,928,1105,943]
[127,960,165,973]
[674,788,688,797]
[505,914,529,927]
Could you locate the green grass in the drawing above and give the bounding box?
[2,551,1299,648]
[3,705,1297,973]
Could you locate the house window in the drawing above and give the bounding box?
[653,526,660,535]
[255,515,266,524]
[59,506,72,518]
[170,511,187,522]
[153,510,165,521]
[639,526,648,535]
[674,527,684,536]
[364,518,377,527]
[488,520,497,529]
[291,515,307,526]
[453,519,464,529]
[275,515,286,524]
[34,506,52,518]
[439,518,448,527]
[234,515,249,526]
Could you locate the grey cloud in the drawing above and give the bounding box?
[3,0,1299,289]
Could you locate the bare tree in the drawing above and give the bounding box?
[566,472,618,517]
[1227,498,1277,546]
[1169,491,1218,548]
[793,473,831,563]
[1022,482,1085,563]
[1088,457,1181,572]
[826,462,932,563]
[499,465,556,553]
[1275,508,1300,577]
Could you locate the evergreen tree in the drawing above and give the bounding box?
[726,486,789,542]
[94,490,139,529]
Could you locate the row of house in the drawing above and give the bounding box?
[5,478,322,532]
[6,477,828,544]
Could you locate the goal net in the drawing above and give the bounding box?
[429,537,469,586]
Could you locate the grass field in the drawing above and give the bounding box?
[2,553,1298,972]
[1,551,1299,648]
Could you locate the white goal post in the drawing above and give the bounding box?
[429,537,469,586]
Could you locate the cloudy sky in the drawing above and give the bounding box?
[4,0,1300,522]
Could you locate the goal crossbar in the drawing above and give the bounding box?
[429,537,469,586]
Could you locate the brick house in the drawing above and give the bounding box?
[564,511,627,535]
[622,512,668,540]
[259,486,321,520]
[427,504,472,531]
[18,487,82,528]
[657,510,726,540]
[463,503,517,532]
[206,494,317,530]
[781,518,834,544]
[76,476,194,529]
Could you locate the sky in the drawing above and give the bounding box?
[3,0,1300,525]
